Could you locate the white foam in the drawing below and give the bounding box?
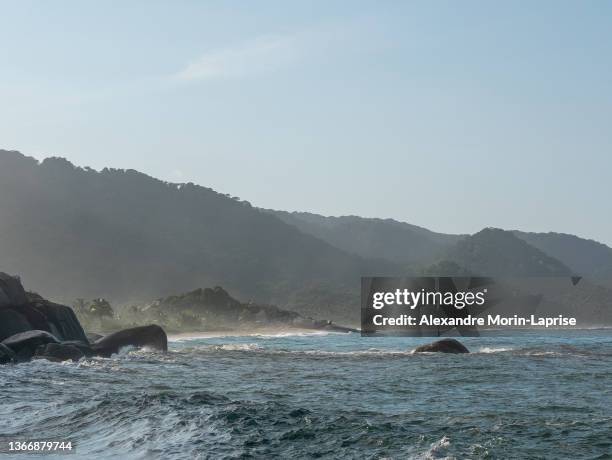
[214,343,263,351]
[168,328,348,342]
[477,347,513,353]
[423,435,454,460]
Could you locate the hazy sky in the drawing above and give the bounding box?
[1,1,611,245]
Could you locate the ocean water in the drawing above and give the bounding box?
[1,330,611,459]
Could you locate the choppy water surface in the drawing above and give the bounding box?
[1,330,611,459]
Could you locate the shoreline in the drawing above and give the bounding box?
[167,327,338,341]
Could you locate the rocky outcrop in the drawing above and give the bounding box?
[0,272,168,364]
[86,332,104,343]
[136,286,358,333]
[2,330,60,361]
[26,292,89,343]
[59,340,95,357]
[33,343,86,362]
[0,343,16,364]
[0,273,28,307]
[413,338,470,354]
[0,308,33,342]
[91,325,168,357]
[0,274,88,343]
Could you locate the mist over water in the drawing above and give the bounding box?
[2,330,611,459]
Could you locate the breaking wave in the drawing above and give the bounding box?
[2,330,611,459]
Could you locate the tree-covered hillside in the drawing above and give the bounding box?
[268,210,463,267]
[0,150,399,323]
[443,228,573,276]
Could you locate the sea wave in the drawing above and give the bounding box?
[168,329,334,342]
[423,435,454,460]
[476,347,514,353]
[2,330,612,459]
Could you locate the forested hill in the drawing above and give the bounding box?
[442,228,573,276]
[269,211,608,278]
[513,231,612,277]
[266,210,463,266]
[0,150,398,323]
[2,149,611,325]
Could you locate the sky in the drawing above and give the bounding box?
[1,1,611,245]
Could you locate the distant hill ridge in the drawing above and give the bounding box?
[442,228,573,276]
[266,210,463,266]
[268,210,608,277]
[513,231,612,277]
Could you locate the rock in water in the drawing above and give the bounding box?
[91,325,168,357]
[26,293,89,343]
[2,330,60,361]
[0,343,16,364]
[0,308,34,342]
[34,343,85,362]
[0,273,88,343]
[0,272,170,364]
[60,340,94,357]
[86,332,104,343]
[413,338,470,354]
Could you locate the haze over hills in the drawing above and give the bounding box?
[0,150,398,323]
[513,231,612,277]
[268,211,603,277]
[442,228,573,277]
[1,149,611,324]
[267,210,463,267]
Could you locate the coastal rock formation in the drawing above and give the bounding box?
[0,274,88,343]
[0,272,168,364]
[0,272,28,306]
[414,338,470,354]
[86,332,104,343]
[2,330,60,361]
[0,343,16,364]
[57,340,95,357]
[91,325,168,357]
[133,286,359,333]
[27,293,89,343]
[33,343,86,362]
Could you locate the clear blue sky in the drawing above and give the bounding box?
[1,1,611,245]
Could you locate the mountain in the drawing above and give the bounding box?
[2,149,610,325]
[514,231,612,277]
[440,228,573,276]
[0,150,399,323]
[266,212,584,277]
[267,210,463,267]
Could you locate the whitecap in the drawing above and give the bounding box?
[476,347,513,353]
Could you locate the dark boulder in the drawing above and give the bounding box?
[0,302,87,343]
[60,340,94,357]
[91,325,168,357]
[413,338,470,354]
[0,273,88,343]
[34,343,85,362]
[0,273,28,307]
[2,330,60,361]
[33,301,88,343]
[0,308,34,342]
[0,272,170,363]
[86,332,104,344]
[0,343,16,364]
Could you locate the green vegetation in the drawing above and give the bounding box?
[2,149,612,325]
